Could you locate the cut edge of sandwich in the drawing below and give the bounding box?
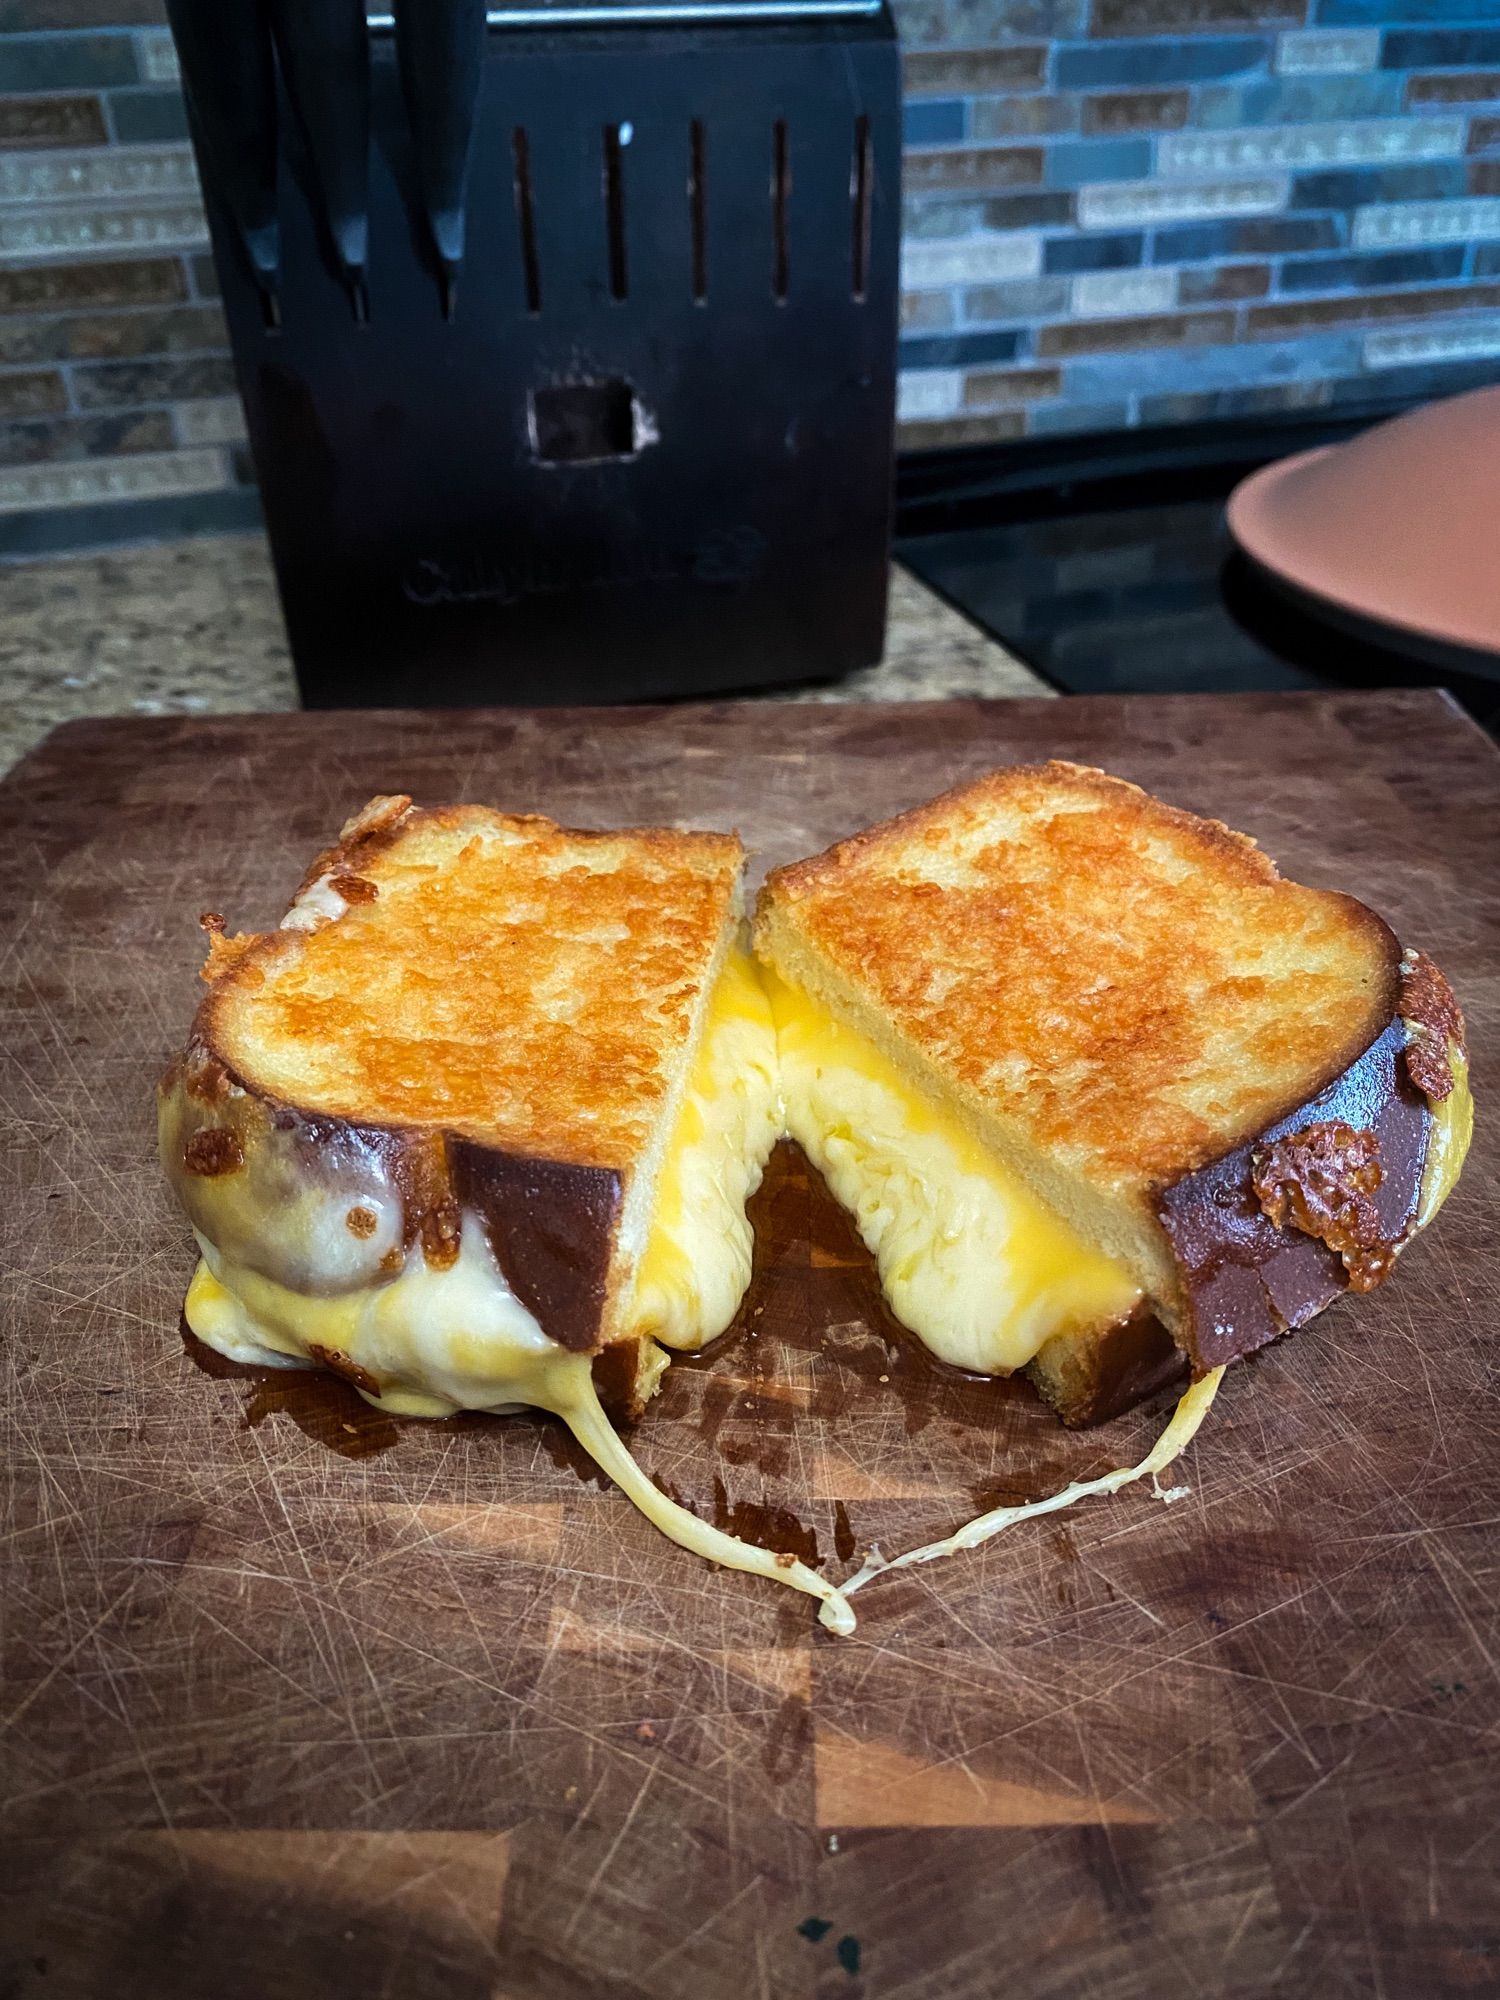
[755,948,1187,1427]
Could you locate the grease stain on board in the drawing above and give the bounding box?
[181,1322,402,1459]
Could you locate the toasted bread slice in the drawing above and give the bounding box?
[756,761,1470,1412]
[163,795,754,1383]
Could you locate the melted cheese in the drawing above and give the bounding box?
[625,946,781,1350]
[280,871,348,932]
[841,1365,1224,1602]
[185,1216,854,1632]
[188,1214,580,1416]
[1416,1043,1472,1233]
[764,967,1143,1374]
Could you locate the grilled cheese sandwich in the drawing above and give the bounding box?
[160,770,1474,1631]
[173,930,782,1369]
[178,941,783,1391]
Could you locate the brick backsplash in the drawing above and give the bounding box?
[0,92,104,145]
[0,404,169,461]
[1276,28,1381,74]
[0,4,1496,549]
[895,0,1499,452]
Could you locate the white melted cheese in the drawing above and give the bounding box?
[765,966,1143,1374]
[189,1214,576,1416]
[624,946,782,1351]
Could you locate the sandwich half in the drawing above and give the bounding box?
[160,794,854,1629]
[754,761,1472,1426]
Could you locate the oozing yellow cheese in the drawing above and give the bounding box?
[1416,1044,1473,1232]
[624,945,781,1350]
[764,966,1142,1374]
[184,1216,854,1632]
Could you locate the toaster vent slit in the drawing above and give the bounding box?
[851,113,872,302]
[772,117,790,303]
[512,125,541,314]
[689,118,707,304]
[603,123,629,302]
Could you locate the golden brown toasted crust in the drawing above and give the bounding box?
[168,797,743,1353]
[757,761,1401,1201]
[197,798,743,1171]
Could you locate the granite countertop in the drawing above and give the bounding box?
[0,533,1049,778]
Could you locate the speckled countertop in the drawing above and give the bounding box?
[0,532,1049,778]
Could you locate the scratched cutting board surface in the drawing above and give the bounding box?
[2,691,1497,2000]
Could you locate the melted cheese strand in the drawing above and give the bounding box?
[558,1376,856,1634]
[840,1365,1224,1600]
[186,1245,857,1631]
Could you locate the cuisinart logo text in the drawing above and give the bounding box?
[401,528,766,607]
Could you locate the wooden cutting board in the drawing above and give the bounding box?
[2,691,1496,2000]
